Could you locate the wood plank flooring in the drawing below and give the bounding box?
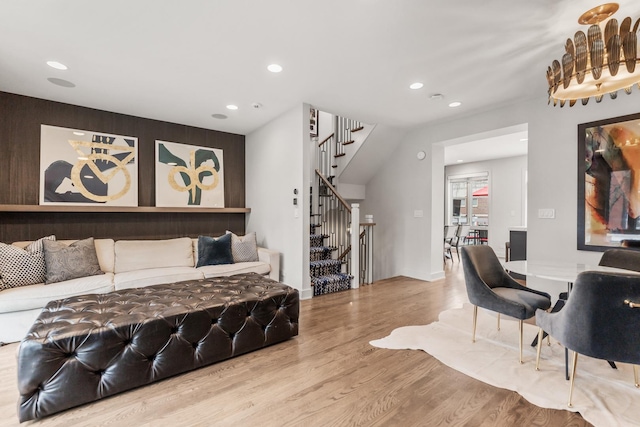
[0,262,591,426]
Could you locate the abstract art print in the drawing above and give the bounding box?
[40,125,138,206]
[578,113,640,251]
[155,141,225,208]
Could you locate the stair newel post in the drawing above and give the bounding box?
[351,203,360,289]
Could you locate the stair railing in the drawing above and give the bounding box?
[316,116,364,179]
[317,133,335,178]
[315,169,353,277]
[359,223,375,285]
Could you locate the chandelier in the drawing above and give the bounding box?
[547,3,640,107]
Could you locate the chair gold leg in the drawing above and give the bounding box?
[518,320,523,364]
[547,335,550,346]
[634,365,639,388]
[497,313,501,331]
[568,351,578,407]
[472,305,478,343]
[535,328,544,370]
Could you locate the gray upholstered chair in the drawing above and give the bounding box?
[599,248,640,272]
[535,271,640,407]
[460,245,552,363]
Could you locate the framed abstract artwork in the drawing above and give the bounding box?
[155,140,225,208]
[39,125,138,206]
[310,107,318,137]
[578,112,640,251]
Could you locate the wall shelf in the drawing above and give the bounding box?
[0,204,250,214]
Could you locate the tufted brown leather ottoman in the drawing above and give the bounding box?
[16,273,299,422]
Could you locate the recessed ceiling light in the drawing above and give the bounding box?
[226,104,238,110]
[449,101,462,108]
[211,113,228,119]
[457,159,464,163]
[409,82,424,90]
[47,77,75,88]
[46,61,67,70]
[267,64,283,73]
[73,131,85,136]
[520,138,528,142]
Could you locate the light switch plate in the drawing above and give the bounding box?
[414,210,424,218]
[538,208,555,219]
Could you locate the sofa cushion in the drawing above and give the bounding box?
[43,238,104,284]
[0,273,114,313]
[197,261,270,278]
[114,237,194,274]
[114,267,204,290]
[196,234,233,267]
[0,235,56,290]
[227,231,259,262]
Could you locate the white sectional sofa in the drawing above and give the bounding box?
[0,237,280,344]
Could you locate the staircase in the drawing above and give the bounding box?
[309,114,371,296]
[309,232,352,296]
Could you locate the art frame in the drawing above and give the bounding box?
[155,140,225,208]
[310,107,318,137]
[578,112,640,251]
[39,125,138,206]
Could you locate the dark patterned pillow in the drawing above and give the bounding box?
[227,231,259,262]
[196,234,234,267]
[0,235,56,290]
[43,237,104,284]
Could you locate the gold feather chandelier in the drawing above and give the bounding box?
[547,3,640,107]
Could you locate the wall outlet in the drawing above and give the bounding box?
[538,208,555,219]
[414,210,424,218]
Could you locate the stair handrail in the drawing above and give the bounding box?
[318,133,334,147]
[315,169,351,213]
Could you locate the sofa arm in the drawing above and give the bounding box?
[258,247,280,281]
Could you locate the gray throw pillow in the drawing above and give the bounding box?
[0,235,56,290]
[196,234,234,267]
[227,231,259,262]
[43,237,104,284]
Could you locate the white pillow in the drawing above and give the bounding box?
[0,235,56,290]
[226,231,259,263]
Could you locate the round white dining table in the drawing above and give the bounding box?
[502,260,636,286]
[502,259,639,379]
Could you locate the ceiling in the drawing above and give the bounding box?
[444,131,529,166]
[1,1,640,137]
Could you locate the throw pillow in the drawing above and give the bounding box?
[226,231,259,263]
[0,235,56,290]
[43,237,104,284]
[196,234,234,267]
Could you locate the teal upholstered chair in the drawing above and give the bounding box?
[535,271,640,407]
[460,245,551,363]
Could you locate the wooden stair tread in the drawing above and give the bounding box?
[342,140,354,145]
[334,153,346,158]
[350,126,364,132]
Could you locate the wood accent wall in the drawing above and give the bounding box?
[0,91,246,242]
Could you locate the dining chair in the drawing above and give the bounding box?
[599,248,640,272]
[460,245,552,363]
[452,225,470,260]
[535,271,640,407]
[443,225,458,262]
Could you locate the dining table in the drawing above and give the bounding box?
[502,259,639,379]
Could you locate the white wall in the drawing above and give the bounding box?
[359,139,445,281]
[362,93,639,281]
[245,104,311,298]
[445,155,527,258]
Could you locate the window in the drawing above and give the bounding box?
[447,174,489,226]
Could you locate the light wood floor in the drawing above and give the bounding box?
[0,262,591,426]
